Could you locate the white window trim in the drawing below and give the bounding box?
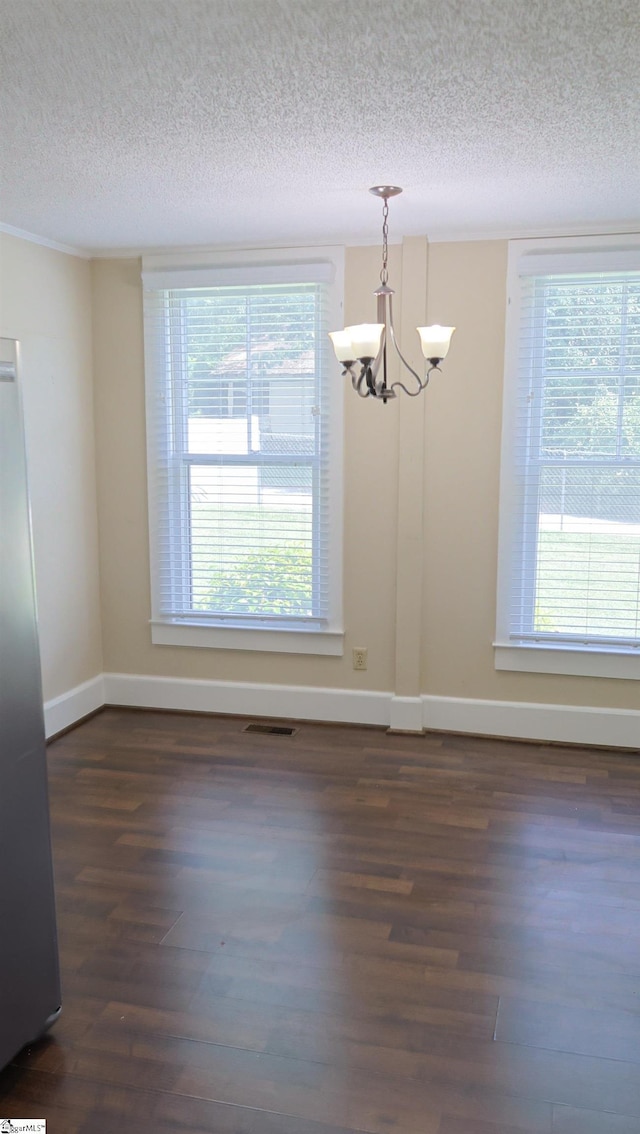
[494,642,640,680]
[143,245,345,656]
[150,621,344,655]
[495,232,640,680]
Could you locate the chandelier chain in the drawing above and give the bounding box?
[380,197,389,285]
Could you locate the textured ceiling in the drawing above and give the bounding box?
[1,0,639,253]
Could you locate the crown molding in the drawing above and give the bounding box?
[3,218,639,262]
[0,221,92,259]
[429,221,640,244]
[88,234,396,259]
[87,223,640,259]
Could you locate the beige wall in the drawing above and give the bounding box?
[0,233,102,701]
[91,240,639,714]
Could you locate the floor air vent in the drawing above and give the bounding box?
[243,723,298,736]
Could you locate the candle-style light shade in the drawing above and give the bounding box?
[345,323,384,361]
[417,325,455,361]
[329,330,356,363]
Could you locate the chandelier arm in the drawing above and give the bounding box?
[388,377,425,397]
[352,364,372,397]
[389,363,440,397]
[387,296,424,389]
[344,365,366,396]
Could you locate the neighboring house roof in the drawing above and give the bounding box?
[213,343,315,380]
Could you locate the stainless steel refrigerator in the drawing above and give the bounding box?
[0,337,61,1071]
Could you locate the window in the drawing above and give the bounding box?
[142,250,344,654]
[496,237,640,679]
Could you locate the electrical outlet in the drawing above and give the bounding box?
[352,647,368,671]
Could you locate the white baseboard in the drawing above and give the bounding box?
[44,674,105,739]
[102,672,391,727]
[45,672,640,751]
[423,694,640,750]
[389,696,424,732]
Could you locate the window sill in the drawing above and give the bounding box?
[494,642,640,680]
[151,620,344,656]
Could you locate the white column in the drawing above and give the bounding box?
[390,236,429,732]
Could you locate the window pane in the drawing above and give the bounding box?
[542,281,625,374]
[541,375,622,456]
[534,465,640,638]
[183,287,319,456]
[189,464,314,617]
[167,282,326,620]
[538,279,640,458]
[622,389,640,457]
[503,260,640,651]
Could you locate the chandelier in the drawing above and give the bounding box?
[329,186,455,401]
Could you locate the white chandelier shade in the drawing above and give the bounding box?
[416,325,455,363]
[329,324,384,362]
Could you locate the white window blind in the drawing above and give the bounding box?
[143,260,340,637]
[505,265,640,651]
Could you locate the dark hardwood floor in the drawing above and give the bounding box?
[2,708,640,1133]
